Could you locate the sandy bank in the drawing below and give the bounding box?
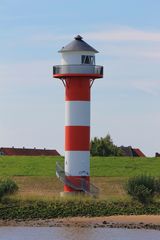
[0,215,160,230]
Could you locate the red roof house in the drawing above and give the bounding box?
[132,148,146,157]
[0,147,60,156]
[120,146,146,157]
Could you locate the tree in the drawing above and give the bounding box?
[90,134,123,156]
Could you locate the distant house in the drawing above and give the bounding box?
[120,146,146,157]
[155,152,160,157]
[0,147,60,156]
[132,148,146,157]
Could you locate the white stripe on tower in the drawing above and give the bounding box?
[65,101,90,126]
[65,151,90,176]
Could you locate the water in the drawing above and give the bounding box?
[0,227,160,240]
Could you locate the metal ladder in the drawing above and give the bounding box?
[56,162,99,197]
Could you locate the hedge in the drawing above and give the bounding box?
[0,199,160,220]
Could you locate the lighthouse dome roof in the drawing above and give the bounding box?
[58,35,98,53]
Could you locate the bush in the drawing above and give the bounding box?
[0,179,18,200]
[154,178,160,194]
[126,175,156,204]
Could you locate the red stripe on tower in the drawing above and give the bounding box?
[65,126,90,151]
[65,78,90,101]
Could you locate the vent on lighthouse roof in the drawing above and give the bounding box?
[59,35,99,53]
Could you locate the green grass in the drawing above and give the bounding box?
[0,156,63,176]
[91,157,160,177]
[0,156,160,177]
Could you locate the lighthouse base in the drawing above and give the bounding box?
[64,176,90,192]
[60,191,86,198]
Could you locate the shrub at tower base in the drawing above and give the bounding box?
[126,175,157,204]
[1,199,160,220]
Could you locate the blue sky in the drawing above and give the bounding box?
[0,0,160,156]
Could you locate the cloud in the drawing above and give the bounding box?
[5,26,160,61]
[86,27,160,42]
[28,26,160,43]
[131,79,160,96]
[0,60,53,86]
[99,43,160,61]
[27,27,160,45]
[28,33,71,44]
[84,27,160,60]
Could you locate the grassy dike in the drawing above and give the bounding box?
[0,156,160,177]
[0,156,160,220]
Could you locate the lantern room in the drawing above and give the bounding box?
[53,35,103,77]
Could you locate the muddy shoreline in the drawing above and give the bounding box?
[0,216,160,230]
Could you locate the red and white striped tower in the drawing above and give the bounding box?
[53,35,103,194]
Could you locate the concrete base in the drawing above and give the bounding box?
[60,191,85,198]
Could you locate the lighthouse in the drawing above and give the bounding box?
[53,35,103,195]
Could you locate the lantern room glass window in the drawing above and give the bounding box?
[81,55,95,64]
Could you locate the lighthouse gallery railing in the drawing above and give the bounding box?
[56,161,99,197]
[53,65,103,75]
